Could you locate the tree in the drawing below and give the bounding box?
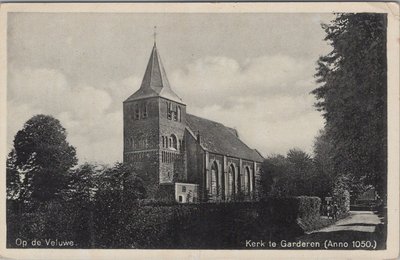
[66,163,104,204]
[286,149,314,196]
[93,163,146,247]
[312,129,335,198]
[6,150,20,200]
[11,114,77,202]
[312,14,387,199]
[259,154,287,198]
[260,150,316,197]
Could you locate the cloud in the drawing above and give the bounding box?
[104,75,142,112]
[7,66,124,164]
[8,53,324,164]
[170,55,323,156]
[171,55,317,109]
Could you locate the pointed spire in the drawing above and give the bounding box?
[125,37,184,104]
[153,26,157,46]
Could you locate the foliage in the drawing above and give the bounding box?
[9,115,77,202]
[312,13,387,199]
[8,198,324,249]
[260,149,331,198]
[7,161,147,248]
[6,150,20,200]
[312,129,336,198]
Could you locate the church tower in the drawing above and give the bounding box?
[123,41,187,198]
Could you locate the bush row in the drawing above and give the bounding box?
[7,196,321,249]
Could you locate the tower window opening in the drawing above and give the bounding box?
[167,102,172,119]
[173,105,177,121]
[142,103,148,118]
[169,135,178,150]
[177,106,181,122]
[134,104,140,120]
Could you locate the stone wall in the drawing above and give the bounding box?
[158,98,187,185]
[123,97,160,198]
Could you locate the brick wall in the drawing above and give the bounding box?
[123,97,161,197]
[185,130,205,198]
[158,98,187,185]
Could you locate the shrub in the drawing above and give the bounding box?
[7,196,323,249]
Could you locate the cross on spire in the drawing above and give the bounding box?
[153,26,157,45]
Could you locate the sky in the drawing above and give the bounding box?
[7,12,334,164]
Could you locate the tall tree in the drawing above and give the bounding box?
[6,150,20,200]
[312,13,387,199]
[312,129,335,198]
[11,114,77,202]
[260,150,317,197]
[259,154,287,197]
[286,149,314,196]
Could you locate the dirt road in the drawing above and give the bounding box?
[297,211,386,249]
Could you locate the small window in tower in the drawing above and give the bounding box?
[182,186,186,192]
[167,102,172,120]
[162,136,165,148]
[142,103,148,119]
[169,135,177,150]
[173,105,177,121]
[177,106,181,122]
[135,104,140,120]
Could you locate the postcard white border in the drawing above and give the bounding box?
[0,2,398,260]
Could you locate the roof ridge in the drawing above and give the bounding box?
[186,113,226,127]
[186,113,264,162]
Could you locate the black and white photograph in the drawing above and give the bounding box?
[1,3,399,259]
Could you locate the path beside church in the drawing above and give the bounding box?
[296,211,386,249]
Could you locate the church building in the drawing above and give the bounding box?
[123,42,264,203]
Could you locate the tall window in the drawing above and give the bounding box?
[245,167,251,195]
[166,102,172,119]
[177,106,181,122]
[134,104,140,120]
[172,105,177,121]
[210,161,218,196]
[227,164,235,198]
[142,103,148,118]
[170,134,178,150]
[240,169,245,193]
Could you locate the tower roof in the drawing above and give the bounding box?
[124,43,184,104]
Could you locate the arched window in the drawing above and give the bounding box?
[169,134,178,150]
[177,106,181,122]
[240,169,245,193]
[166,102,172,119]
[245,167,251,195]
[226,164,235,198]
[251,168,256,193]
[210,161,219,196]
[135,104,140,119]
[142,103,148,118]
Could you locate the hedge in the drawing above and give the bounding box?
[7,196,322,249]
